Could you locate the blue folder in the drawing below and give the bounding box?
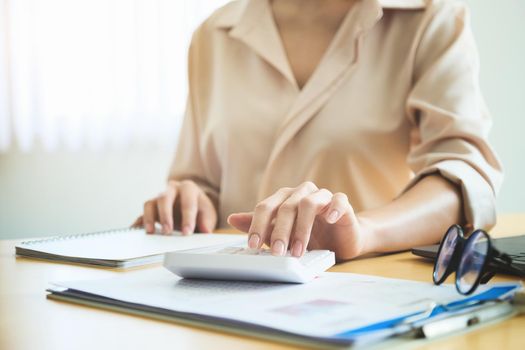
[333,284,520,341]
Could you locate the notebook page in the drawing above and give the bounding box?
[17,229,245,261]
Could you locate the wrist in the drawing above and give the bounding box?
[355,212,382,255]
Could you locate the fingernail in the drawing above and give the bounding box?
[328,210,339,223]
[292,241,303,257]
[248,234,260,249]
[182,225,192,235]
[272,240,285,256]
[162,224,171,234]
[145,223,153,233]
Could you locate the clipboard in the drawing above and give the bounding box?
[332,285,520,344]
[46,268,523,348]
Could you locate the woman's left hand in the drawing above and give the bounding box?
[227,182,371,260]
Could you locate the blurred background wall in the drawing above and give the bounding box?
[1,0,524,239]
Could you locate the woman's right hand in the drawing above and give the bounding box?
[132,180,218,235]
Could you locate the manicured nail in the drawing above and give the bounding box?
[162,224,171,234]
[328,210,339,223]
[182,225,192,235]
[272,240,285,256]
[248,234,260,249]
[145,223,153,233]
[291,241,303,257]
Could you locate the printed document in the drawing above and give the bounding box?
[48,267,520,340]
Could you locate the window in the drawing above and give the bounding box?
[0,0,229,152]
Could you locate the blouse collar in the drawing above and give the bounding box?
[212,0,427,29]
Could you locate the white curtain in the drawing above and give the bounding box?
[0,0,229,152]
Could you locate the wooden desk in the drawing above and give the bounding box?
[1,213,525,350]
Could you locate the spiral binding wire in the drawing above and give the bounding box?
[20,227,142,246]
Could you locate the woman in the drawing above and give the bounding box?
[134,0,502,260]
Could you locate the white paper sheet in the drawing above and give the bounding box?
[50,267,518,339]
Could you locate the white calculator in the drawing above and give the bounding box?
[163,246,336,283]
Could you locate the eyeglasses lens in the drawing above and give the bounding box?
[457,231,489,294]
[434,226,460,283]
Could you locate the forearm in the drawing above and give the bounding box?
[358,175,464,254]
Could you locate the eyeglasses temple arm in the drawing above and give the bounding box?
[492,251,525,278]
[480,270,496,284]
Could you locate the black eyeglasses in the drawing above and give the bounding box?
[433,225,524,295]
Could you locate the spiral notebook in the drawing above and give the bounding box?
[15,228,245,268]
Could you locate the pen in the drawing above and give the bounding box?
[416,301,516,339]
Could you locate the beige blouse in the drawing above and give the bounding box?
[169,0,502,231]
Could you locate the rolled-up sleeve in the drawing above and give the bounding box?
[167,29,220,204]
[403,2,503,230]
